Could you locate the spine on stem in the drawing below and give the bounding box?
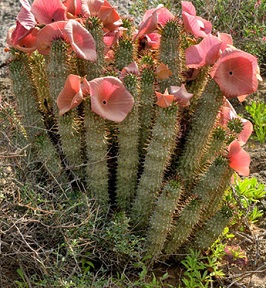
[116,74,140,211]
[146,180,182,259]
[159,20,181,91]
[177,80,224,189]
[131,104,180,228]
[138,57,156,157]
[84,99,109,208]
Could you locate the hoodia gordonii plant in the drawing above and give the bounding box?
[6,0,262,263]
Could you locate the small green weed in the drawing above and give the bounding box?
[245,101,266,143]
[225,177,266,227]
[181,249,224,288]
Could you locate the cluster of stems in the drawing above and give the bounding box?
[8,9,240,263]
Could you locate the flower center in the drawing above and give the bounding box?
[229,71,233,76]
[102,100,107,105]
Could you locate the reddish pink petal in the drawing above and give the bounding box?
[228,140,250,176]
[135,4,164,39]
[17,0,36,31]
[89,76,134,122]
[210,48,259,98]
[185,35,222,68]
[81,78,91,95]
[170,84,193,107]
[36,21,67,55]
[64,20,97,61]
[217,32,233,51]
[238,120,253,146]
[146,32,161,49]
[155,89,174,108]
[182,12,212,38]
[57,74,85,115]
[64,0,83,16]
[98,0,122,31]
[88,0,104,16]
[8,25,39,53]
[31,0,67,24]
[181,1,196,16]
[10,21,32,45]
[157,7,175,26]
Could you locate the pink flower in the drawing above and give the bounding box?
[155,89,174,108]
[210,47,260,98]
[170,84,193,107]
[7,25,39,53]
[63,0,83,17]
[228,140,250,176]
[135,5,174,40]
[31,0,67,24]
[57,74,90,116]
[220,99,253,145]
[89,76,134,122]
[17,0,36,32]
[146,33,161,49]
[185,34,222,68]
[36,21,67,55]
[181,1,212,38]
[64,19,97,61]
[36,20,96,61]
[98,0,122,31]
[217,32,233,52]
[87,0,104,16]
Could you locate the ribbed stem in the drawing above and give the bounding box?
[159,20,181,91]
[191,206,232,250]
[131,104,179,228]
[84,99,109,208]
[138,63,156,156]
[84,16,105,79]
[164,199,202,255]
[116,74,139,211]
[177,80,224,189]
[9,52,44,142]
[146,180,182,259]
[45,39,72,114]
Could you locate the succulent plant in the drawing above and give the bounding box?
[6,0,261,263]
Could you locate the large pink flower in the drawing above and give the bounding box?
[98,0,122,31]
[181,1,212,38]
[185,34,222,68]
[36,21,67,55]
[64,19,97,61]
[228,140,250,176]
[210,47,260,98]
[57,74,90,116]
[135,5,174,40]
[89,76,134,122]
[7,25,39,53]
[31,0,67,24]
[36,20,96,61]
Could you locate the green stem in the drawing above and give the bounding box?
[131,104,180,228]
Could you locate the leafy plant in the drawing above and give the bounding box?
[181,249,224,288]
[225,177,266,225]
[245,101,266,143]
